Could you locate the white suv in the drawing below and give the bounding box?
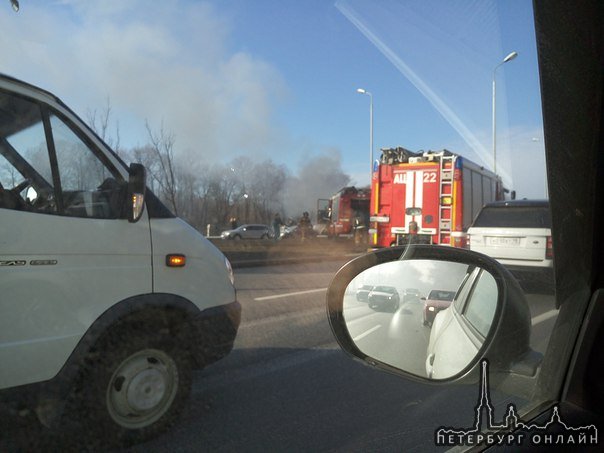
[467,200,553,287]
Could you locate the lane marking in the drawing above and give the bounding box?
[345,311,381,325]
[353,324,382,342]
[532,309,558,326]
[254,287,327,301]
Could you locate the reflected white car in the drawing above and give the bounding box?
[425,266,498,379]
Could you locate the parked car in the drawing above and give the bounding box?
[221,224,271,240]
[467,200,552,288]
[0,75,240,445]
[422,289,457,327]
[367,286,400,312]
[355,285,374,302]
[403,288,422,302]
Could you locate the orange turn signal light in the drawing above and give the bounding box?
[166,254,186,267]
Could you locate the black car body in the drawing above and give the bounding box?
[368,286,400,312]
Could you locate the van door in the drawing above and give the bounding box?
[0,89,152,389]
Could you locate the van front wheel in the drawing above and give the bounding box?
[66,329,192,446]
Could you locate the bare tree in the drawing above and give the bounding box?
[145,120,180,216]
[208,163,239,227]
[86,97,121,155]
[250,159,287,223]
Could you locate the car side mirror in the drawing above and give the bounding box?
[127,163,146,223]
[327,245,537,384]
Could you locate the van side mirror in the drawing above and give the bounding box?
[128,163,146,223]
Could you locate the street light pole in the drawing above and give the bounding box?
[357,88,373,177]
[492,51,518,174]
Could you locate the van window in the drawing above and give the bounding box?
[0,90,125,219]
[49,114,124,219]
[0,92,56,213]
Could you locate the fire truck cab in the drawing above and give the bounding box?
[369,147,504,248]
[317,186,370,237]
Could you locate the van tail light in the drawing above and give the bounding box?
[546,236,554,259]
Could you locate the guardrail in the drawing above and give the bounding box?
[208,236,367,268]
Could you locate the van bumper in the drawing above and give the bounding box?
[190,300,241,367]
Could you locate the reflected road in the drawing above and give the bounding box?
[344,297,430,377]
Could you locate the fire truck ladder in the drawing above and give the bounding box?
[438,154,454,244]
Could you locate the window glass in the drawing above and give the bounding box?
[428,290,456,301]
[473,206,551,228]
[463,270,498,337]
[0,91,56,213]
[50,114,123,219]
[0,153,23,188]
[6,123,52,185]
[452,267,477,311]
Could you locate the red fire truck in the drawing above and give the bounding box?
[317,186,370,236]
[369,147,505,248]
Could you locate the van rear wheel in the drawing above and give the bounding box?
[65,328,192,446]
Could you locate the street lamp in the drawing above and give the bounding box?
[492,51,518,174]
[356,88,373,177]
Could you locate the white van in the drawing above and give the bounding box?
[0,74,240,445]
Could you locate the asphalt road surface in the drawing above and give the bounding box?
[1,260,558,452]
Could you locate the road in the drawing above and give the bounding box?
[1,260,558,452]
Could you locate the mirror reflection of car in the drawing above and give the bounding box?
[367,286,400,312]
[425,267,497,379]
[327,245,537,383]
[355,285,374,302]
[403,287,422,302]
[421,289,456,327]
